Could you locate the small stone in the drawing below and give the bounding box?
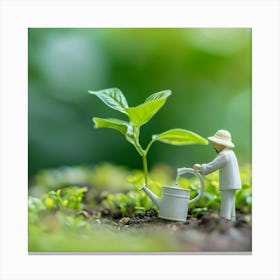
[209,212,220,220]
[172,225,178,231]
[77,210,91,219]
[119,217,130,225]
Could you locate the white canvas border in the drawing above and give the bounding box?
[0,0,279,279]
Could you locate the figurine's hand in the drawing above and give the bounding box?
[193,164,202,172]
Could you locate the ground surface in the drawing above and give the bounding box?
[28,164,252,253]
[81,206,252,252]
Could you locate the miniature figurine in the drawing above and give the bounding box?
[193,129,241,221]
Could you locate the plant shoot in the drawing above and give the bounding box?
[89,88,208,186]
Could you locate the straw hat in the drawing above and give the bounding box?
[207,130,235,148]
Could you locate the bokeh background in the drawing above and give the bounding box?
[28,28,251,178]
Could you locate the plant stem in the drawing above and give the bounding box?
[132,125,144,156]
[145,139,155,155]
[132,124,148,186]
[142,153,149,186]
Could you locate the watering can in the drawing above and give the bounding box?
[140,168,205,222]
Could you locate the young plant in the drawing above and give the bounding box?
[43,186,88,210]
[89,88,208,187]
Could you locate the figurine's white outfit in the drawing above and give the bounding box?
[200,148,241,221]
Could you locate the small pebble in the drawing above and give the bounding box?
[77,210,91,219]
[119,217,130,225]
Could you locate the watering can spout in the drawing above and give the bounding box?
[139,185,160,209]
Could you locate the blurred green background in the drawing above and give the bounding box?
[28,28,251,178]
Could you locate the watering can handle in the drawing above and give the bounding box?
[177,167,205,204]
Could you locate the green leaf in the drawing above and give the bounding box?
[152,129,208,145]
[144,90,172,102]
[125,90,171,126]
[124,123,137,146]
[93,117,136,146]
[93,117,129,135]
[89,88,129,114]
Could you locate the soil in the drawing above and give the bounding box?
[80,205,252,252]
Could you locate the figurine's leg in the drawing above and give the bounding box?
[231,194,236,222]
[220,190,235,221]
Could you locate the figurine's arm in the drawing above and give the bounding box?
[200,153,227,175]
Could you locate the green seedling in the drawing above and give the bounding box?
[43,186,88,210]
[89,88,208,186]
